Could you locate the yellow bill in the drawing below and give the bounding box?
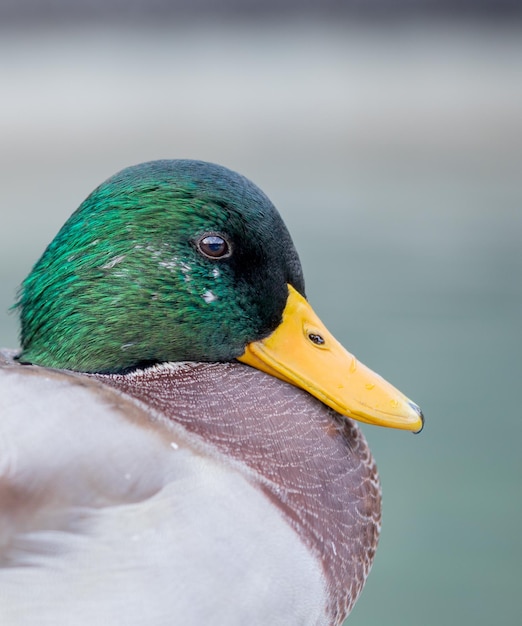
[238,285,423,432]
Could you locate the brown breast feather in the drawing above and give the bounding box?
[94,361,381,624]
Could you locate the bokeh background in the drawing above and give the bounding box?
[1,2,521,625]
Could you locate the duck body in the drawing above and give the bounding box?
[0,351,379,625]
[0,160,421,624]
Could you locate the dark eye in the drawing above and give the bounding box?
[196,233,232,259]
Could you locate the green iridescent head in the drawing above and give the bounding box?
[18,160,305,373]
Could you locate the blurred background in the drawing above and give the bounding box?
[0,1,521,625]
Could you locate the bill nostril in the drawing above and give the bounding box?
[308,333,325,346]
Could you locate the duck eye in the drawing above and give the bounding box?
[196,234,231,259]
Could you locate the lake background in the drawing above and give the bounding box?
[0,6,521,626]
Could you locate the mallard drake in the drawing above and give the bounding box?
[0,160,423,626]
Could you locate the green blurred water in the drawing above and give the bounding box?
[0,20,521,626]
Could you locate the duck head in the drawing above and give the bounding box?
[18,160,423,432]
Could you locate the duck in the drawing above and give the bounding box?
[0,160,423,626]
